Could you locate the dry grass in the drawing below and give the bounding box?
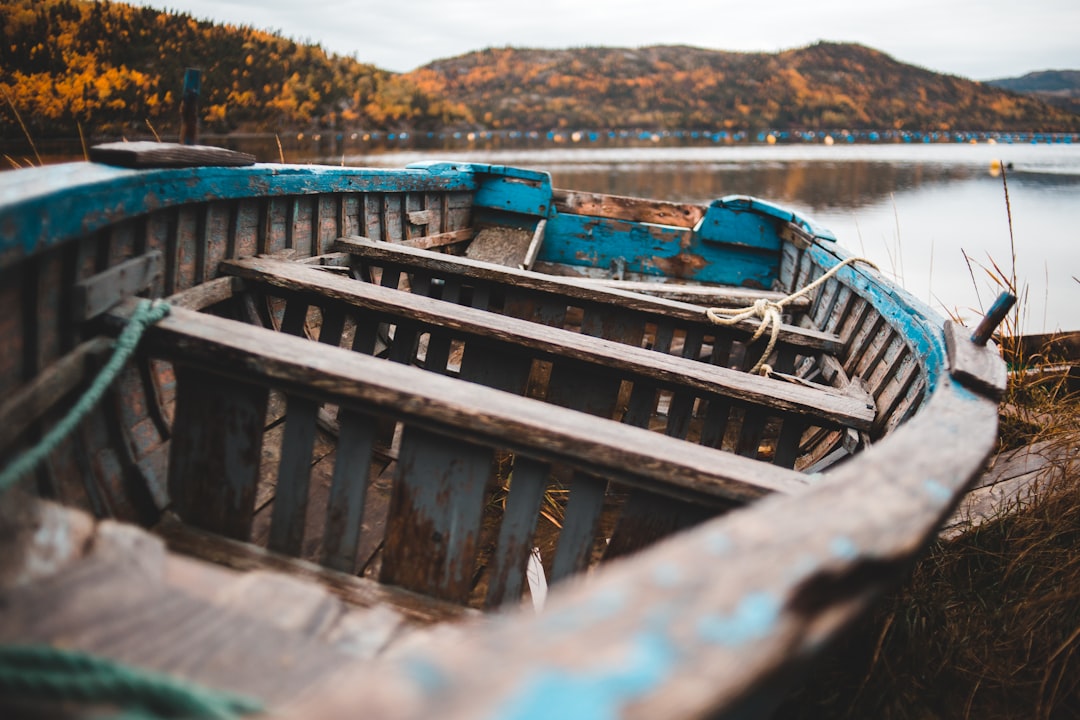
[778,342,1080,720]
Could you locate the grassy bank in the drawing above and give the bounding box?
[778,344,1080,720]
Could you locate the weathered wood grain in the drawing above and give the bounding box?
[167,366,269,540]
[0,337,111,452]
[380,427,492,603]
[321,409,377,572]
[334,236,832,351]
[288,380,999,720]
[88,141,255,168]
[110,301,809,504]
[552,188,706,228]
[221,257,872,430]
[484,456,550,607]
[944,320,1008,400]
[156,515,477,625]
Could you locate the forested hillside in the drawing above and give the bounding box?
[408,43,1080,132]
[0,0,470,139]
[2,0,1077,143]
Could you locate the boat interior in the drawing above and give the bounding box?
[0,155,1004,718]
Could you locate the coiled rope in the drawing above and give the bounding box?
[705,256,878,376]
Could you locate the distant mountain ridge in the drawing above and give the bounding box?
[404,43,1080,132]
[1,0,1077,142]
[986,71,1080,114]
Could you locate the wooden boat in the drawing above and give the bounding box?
[0,143,1007,719]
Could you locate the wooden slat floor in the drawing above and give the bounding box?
[0,499,478,715]
[941,431,1079,538]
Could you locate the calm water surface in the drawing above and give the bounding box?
[330,143,1080,333]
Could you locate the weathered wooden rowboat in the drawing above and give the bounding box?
[0,145,1007,719]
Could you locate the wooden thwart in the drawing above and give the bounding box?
[109,299,808,505]
[334,235,833,352]
[222,256,873,430]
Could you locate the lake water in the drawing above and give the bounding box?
[20,138,1078,333]
[317,142,1080,334]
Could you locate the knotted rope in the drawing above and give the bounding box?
[706,256,878,376]
[0,299,170,494]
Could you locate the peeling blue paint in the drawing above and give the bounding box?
[804,242,948,396]
[496,631,675,720]
[829,536,858,560]
[0,162,477,266]
[923,479,952,502]
[696,592,781,646]
[405,657,449,694]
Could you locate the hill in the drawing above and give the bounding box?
[986,70,1080,115]
[405,43,1080,132]
[0,0,471,140]
[2,1,1077,143]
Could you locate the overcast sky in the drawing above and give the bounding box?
[123,0,1078,80]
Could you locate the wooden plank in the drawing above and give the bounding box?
[221,257,873,430]
[166,275,239,310]
[484,456,550,607]
[550,471,607,583]
[399,228,474,251]
[552,276,813,311]
[941,433,1078,539]
[551,188,706,228]
[665,328,705,439]
[157,516,476,625]
[335,236,830,351]
[112,301,808,505]
[735,405,769,459]
[604,490,716,560]
[945,320,1008,400]
[458,343,534,395]
[380,427,492,603]
[321,409,377,573]
[89,141,255,167]
[464,225,535,267]
[0,337,111,452]
[72,251,163,321]
[212,570,344,637]
[167,366,269,540]
[266,395,317,557]
[268,300,321,556]
[289,382,999,720]
[773,416,809,469]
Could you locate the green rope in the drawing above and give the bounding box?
[0,299,170,495]
[0,644,263,719]
[0,299,264,717]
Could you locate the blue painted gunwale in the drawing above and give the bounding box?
[0,157,949,404]
[0,162,479,267]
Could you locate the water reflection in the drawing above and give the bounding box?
[544,161,982,211]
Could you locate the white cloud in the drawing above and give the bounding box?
[121,0,1080,78]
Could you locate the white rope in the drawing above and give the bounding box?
[706,256,879,376]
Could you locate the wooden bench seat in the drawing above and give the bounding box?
[178,261,874,587]
[221,256,873,436]
[332,236,840,368]
[109,298,809,607]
